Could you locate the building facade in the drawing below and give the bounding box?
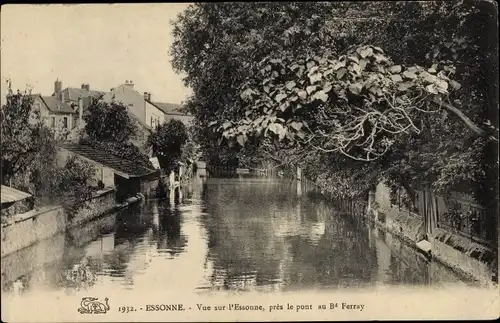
[30,94,75,138]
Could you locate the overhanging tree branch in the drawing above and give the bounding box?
[431,97,497,141]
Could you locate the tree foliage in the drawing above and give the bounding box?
[147,119,188,172]
[1,88,46,184]
[83,96,137,143]
[220,44,497,161]
[82,97,153,169]
[171,2,498,207]
[52,155,97,216]
[1,85,97,213]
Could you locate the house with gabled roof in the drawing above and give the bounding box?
[52,79,107,130]
[145,96,193,126]
[30,94,75,136]
[53,79,105,109]
[101,81,157,154]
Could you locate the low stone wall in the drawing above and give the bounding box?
[68,187,116,228]
[429,227,497,286]
[1,205,66,258]
[369,206,425,244]
[366,206,497,285]
[1,187,142,257]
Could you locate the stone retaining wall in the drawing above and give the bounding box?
[366,207,496,286]
[1,206,66,258]
[68,187,116,227]
[1,188,142,257]
[429,227,497,286]
[370,206,425,244]
[368,180,497,285]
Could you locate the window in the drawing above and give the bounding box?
[62,117,68,129]
[51,117,56,128]
[151,115,160,128]
[34,102,41,111]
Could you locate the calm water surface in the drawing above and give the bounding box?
[1,177,474,296]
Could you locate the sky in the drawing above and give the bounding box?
[1,4,192,105]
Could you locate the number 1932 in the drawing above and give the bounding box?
[118,306,137,313]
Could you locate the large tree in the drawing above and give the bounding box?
[1,88,46,184]
[171,2,498,207]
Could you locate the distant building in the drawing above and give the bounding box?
[101,81,154,151]
[49,79,193,149]
[146,99,193,126]
[52,79,106,131]
[30,94,75,137]
[53,79,105,108]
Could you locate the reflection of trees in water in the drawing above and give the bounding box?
[203,180,302,213]
[97,203,154,283]
[155,200,188,257]
[199,188,287,290]
[284,211,377,289]
[114,203,153,244]
[198,179,371,291]
[55,256,102,290]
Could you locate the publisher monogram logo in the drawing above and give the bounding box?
[78,297,110,314]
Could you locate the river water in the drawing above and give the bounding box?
[1,177,474,297]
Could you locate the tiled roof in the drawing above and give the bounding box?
[61,87,106,102]
[31,94,74,113]
[60,144,156,178]
[1,185,32,204]
[148,101,186,116]
[41,96,75,113]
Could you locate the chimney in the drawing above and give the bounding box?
[144,92,151,101]
[78,96,84,129]
[125,80,134,89]
[54,79,62,97]
[61,91,65,102]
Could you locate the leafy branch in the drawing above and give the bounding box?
[214,45,496,162]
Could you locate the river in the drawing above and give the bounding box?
[1,177,474,297]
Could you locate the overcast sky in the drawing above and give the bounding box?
[1,4,192,104]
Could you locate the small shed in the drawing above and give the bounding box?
[58,144,159,201]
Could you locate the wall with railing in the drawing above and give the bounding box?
[433,193,496,249]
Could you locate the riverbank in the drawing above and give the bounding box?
[0,187,142,257]
[365,205,497,287]
[301,176,497,287]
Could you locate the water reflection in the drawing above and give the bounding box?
[1,178,472,296]
[155,199,187,257]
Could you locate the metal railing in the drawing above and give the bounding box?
[437,197,496,248]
